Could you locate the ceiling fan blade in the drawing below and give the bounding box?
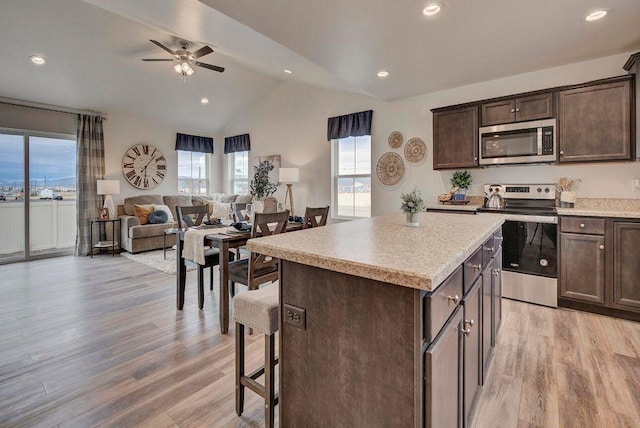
[192,45,213,59]
[194,61,225,73]
[149,39,176,56]
[141,59,174,61]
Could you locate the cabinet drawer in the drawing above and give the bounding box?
[493,227,503,250]
[424,265,463,343]
[561,217,605,235]
[464,246,483,294]
[482,236,496,267]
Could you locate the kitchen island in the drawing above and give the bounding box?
[248,212,504,427]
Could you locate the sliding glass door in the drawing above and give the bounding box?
[0,131,76,263]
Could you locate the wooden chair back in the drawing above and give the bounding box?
[231,202,248,222]
[303,206,330,229]
[176,205,208,229]
[248,211,289,285]
[262,196,278,213]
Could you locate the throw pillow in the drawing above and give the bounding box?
[212,201,232,219]
[133,204,155,225]
[148,209,169,224]
[221,194,239,203]
[151,204,174,223]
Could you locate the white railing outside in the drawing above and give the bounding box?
[0,200,76,255]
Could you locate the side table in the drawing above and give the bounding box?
[163,227,180,259]
[90,218,120,257]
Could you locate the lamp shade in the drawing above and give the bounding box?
[279,168,299,183]
[97,180,121,195]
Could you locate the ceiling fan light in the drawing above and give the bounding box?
[186,68,194,76]
[174,63,182,73]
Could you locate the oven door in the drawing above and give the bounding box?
[501,215,557,278]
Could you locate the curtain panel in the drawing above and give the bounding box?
[75,115,105,256]
[224,134,251,154]
[175,133,214,153]
[327,110,373,141]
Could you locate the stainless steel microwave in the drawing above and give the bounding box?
[479,119,556,166]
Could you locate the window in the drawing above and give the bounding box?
[332,136,371,218]
[177,150,207,195]
[231,151,249,194]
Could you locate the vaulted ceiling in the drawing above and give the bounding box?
[0,0,638,133]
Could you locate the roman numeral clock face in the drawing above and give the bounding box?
[121,144,167,189]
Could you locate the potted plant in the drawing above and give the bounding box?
[450,170,472,200]
[400,186,425,227]
[250,160,279,200]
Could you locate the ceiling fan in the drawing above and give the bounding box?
[142,39,225,77]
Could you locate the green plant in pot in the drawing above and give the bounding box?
[250,160,279,199]
[400,186,425,227]
[450,170,472,201]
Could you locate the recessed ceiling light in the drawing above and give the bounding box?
[29,55,45,65]
[377,70,389,78]
[423,3,441,16]
[200,97,209,104]
[585,9,608,21]
[283,69,293,74]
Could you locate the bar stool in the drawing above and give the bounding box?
[233,283,279,427]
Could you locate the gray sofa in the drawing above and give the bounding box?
[117,194,252,253]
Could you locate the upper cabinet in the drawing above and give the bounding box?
[433,106,479,170]
[481,93,554,126]
[558,76,635,163]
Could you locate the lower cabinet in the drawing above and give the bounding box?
[559,232,606,304]
[492,248,503,346]
[462,278,482,426]
[613,222,640,312]
[425,306,463,428]
[481,259,494,383]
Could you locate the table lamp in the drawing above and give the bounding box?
[97,179,120,219]
[279,168,299,217]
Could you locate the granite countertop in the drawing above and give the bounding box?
[247,213,504,292]
[557,198,640,219]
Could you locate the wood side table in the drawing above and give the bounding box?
[90,218,120,257]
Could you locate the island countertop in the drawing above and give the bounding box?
[247,212,504,291]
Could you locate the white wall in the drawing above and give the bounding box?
[222,51,639,217]
[103,113,223,206]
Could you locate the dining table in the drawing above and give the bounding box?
[176,222,304,334]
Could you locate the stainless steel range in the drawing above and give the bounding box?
[479,184,558,308]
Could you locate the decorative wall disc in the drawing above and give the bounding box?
[387,131,403,148]
[404,138,427,164]
[376,152,405,186]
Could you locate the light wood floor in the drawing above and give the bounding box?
[0,255,638,427]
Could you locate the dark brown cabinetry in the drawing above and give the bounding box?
[481,260,494,382]
[425,306,463,428]
[481,93,553,126]
[559,231,606,304]
[613,222,640,312]
[433,106,479,170]
[559,216,640,321]
[462,279,482,426]
[491,248,502,346]
[558,77,634,163]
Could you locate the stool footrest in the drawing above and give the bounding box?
[241,376,265,397]
[246,357,279,381]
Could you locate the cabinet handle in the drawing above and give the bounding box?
[462,319,474,336]
[447,295,459,305]
[559,150,564,155]
[471,263,482,270]
[493,270,499,277]
[515,108,520,112]
[580,223,585,228]
[485,246,495,252]
[510,108,515,113]
[599,245,605,250]
[474,156,478,161]
[495,236,503,242]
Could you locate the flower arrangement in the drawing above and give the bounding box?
[250,160,279,199]
[400,186,425,213]
[450,170,472,190]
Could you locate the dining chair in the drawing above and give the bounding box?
[302,205,330,229]
[228,211,289,292]
[231,202,248,222]
[262,196,278,213]
[176,205,221,309]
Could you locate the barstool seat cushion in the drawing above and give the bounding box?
[233,283,279,335]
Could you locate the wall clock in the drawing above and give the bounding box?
[121,144,167,189]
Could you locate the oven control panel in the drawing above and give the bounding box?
[484,184,556,200]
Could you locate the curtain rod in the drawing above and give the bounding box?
[0,97,107,120]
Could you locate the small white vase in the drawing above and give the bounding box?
[406,211,419,227]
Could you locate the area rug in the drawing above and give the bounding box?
[121,249,196,275]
